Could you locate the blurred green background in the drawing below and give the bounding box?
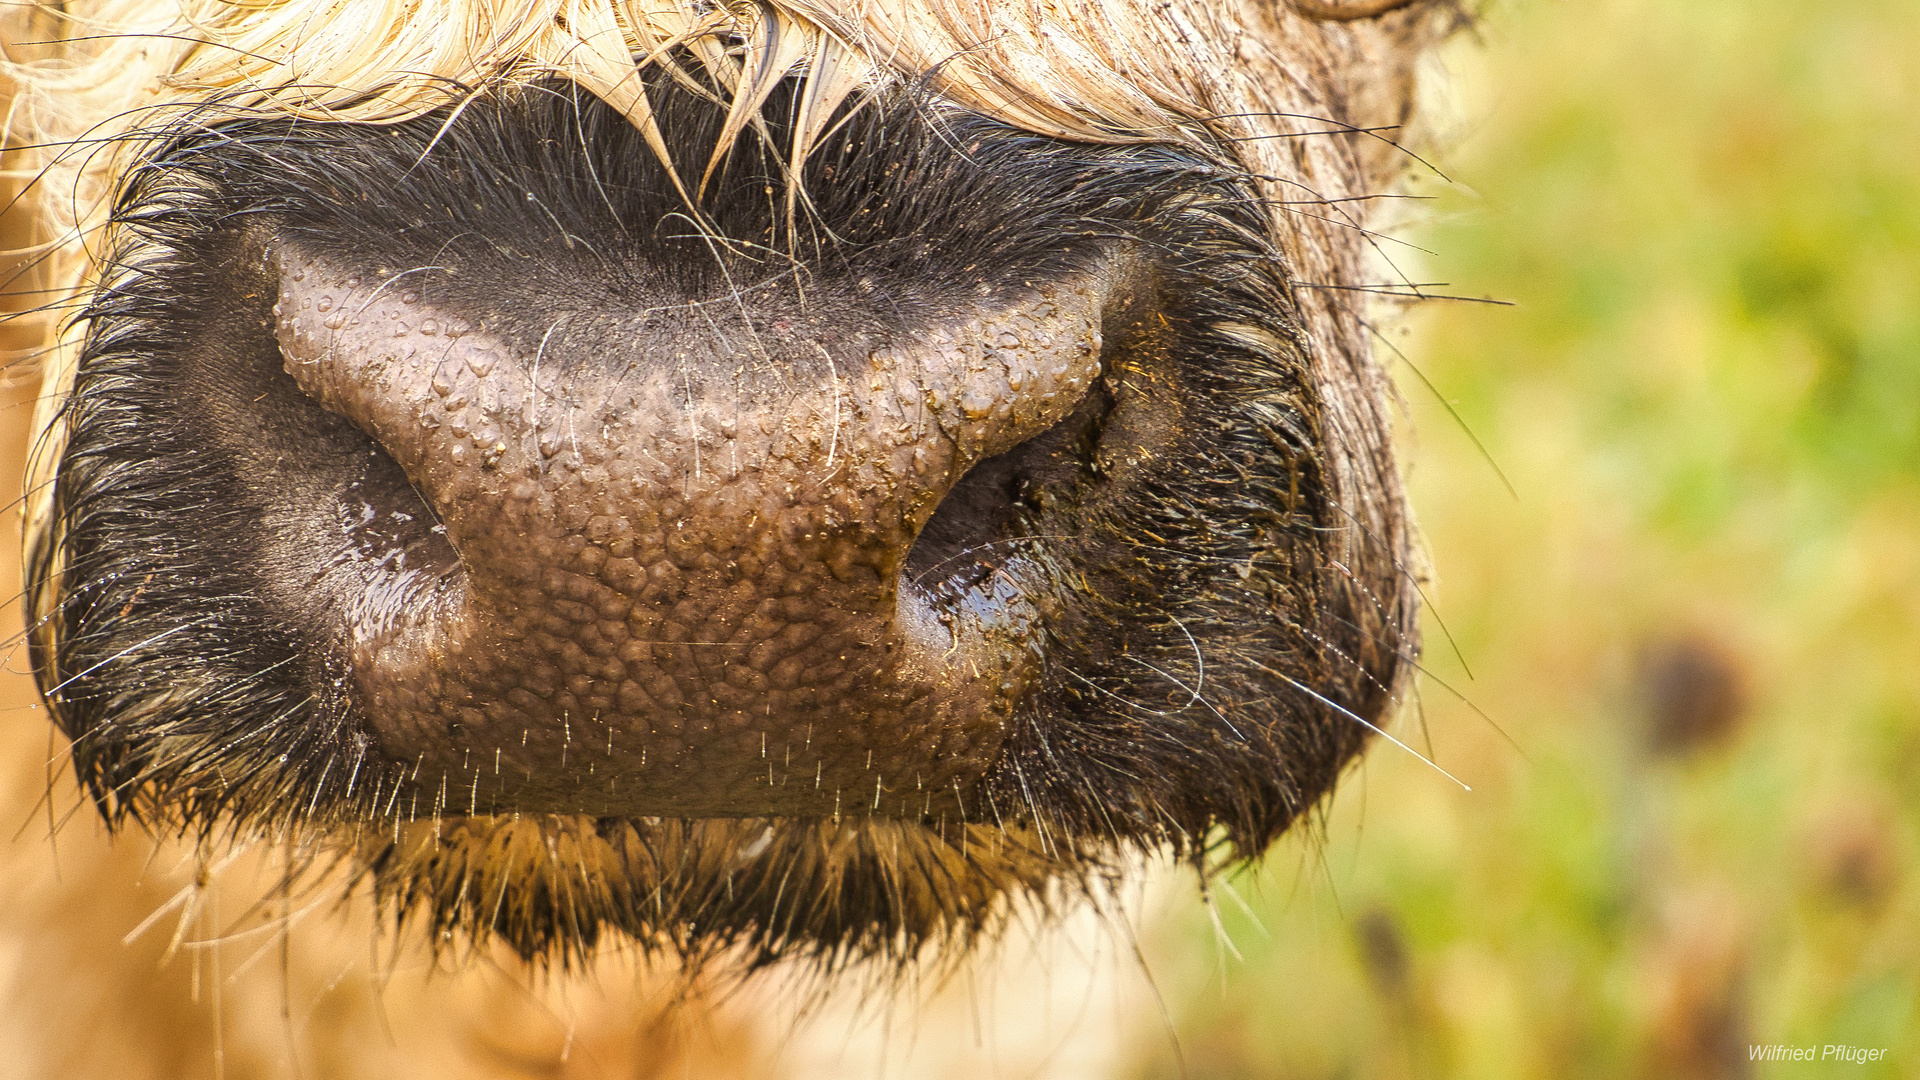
[1138,1,1920,1077]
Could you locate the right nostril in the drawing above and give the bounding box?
[906,372,1111,591]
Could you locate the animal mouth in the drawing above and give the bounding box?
[267,245,1134,820]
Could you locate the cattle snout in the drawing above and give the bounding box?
[272,249,1125,818]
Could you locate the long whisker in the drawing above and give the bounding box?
[1259,665,1471,792]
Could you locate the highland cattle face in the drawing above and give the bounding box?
[6,0,1441,969]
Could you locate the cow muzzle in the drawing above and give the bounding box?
[272,249,1122,818]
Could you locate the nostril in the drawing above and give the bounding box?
[905,441,1024,591]
[330,437,463,585]
[906,372,1111,591]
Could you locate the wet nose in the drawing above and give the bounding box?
[272,250,1117,817]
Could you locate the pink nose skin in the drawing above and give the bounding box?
[272,251,1118,818]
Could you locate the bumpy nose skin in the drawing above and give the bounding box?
[272,250,1115,818]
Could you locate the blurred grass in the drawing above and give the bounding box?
[1135,1,1920,1077]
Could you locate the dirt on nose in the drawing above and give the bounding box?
[272,249,1120,818]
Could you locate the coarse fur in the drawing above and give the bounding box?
[0,0,1456,1074]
